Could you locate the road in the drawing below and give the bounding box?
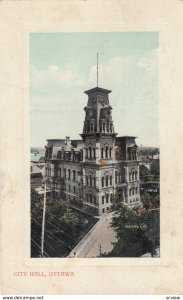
[68,212,117,258]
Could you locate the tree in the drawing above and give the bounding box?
[139,165,150,182]
[108,195,160,257]
[141,192,160,210]
[150,159,160,181]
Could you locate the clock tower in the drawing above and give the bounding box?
[81,86,117,215]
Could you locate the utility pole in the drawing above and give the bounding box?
[41,181,47,257]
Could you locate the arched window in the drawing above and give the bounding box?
[106,175,108,186]
[102,177,104,187]
[105,146,109,159]
[103,123,105,132]
[110,194,113,202]
[89,146,92,159]
[101,148,104,159]
[135,171,138,180]
[89,175,92,186]
[89,194,92,203]
[110,176,112,185]
[93,177,96,187]
[93,148,96,158]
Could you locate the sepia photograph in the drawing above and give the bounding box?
[30,32,160,258]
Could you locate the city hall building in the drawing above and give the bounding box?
[44,86,141,216]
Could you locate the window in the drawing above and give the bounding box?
[64,169,66,178]
[110,124,112,132]
[68,169,71,180]
[106,194,109,203]
[103,123,105,132]
[93,177,96,187]
[103,208,105,213]
[110,194,113,202]
[110,148,112,158]
[129,188,132,196]
[102,196,104,204]
[93,196,96,204]
[135,187,138,194]
[106,175,108,186]
[105,146,108,159]
[135,171,138,180]
[73,186,76,194]
[59,168,61,177]
[90,194,92,203]
[89,146,92,158]
[86,176,88,186]
[73,170,76,181]
[86,148,88,158]
[102,177,104,187]
[89,175,92,186]
[93,148,96,158]
[68,185,71,192]
[110,176,112,185]
[101,148,104,159]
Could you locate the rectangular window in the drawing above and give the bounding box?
[73,170,76,181]
[102,196,104,204]
[106,194,109,203]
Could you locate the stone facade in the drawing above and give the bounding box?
[44,86,141,216]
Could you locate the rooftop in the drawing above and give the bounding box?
[84,86,112,95]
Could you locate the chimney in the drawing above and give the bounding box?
[65,136,70,146]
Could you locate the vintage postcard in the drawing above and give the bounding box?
[1,0,183,295]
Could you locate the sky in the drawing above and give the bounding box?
[30,32,159,148]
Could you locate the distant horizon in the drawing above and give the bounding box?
[30,141,160,149]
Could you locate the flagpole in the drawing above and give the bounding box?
[97,52,99,87]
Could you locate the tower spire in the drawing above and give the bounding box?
[97,53,99,87]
